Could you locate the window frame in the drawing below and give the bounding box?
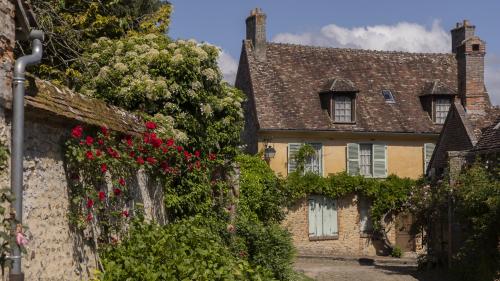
[331,92,356,124]
[433,96,451,124]
[359,144,373,177]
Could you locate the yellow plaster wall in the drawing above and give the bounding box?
[258,133,437,179]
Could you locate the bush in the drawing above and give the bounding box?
[99,217,275,281]
[390,246,402,258]
[236,155,296,280]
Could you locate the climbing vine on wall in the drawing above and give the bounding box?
[65,122,230,246]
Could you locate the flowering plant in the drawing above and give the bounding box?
[66,121,228,244]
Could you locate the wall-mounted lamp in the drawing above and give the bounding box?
[264,145,276,160]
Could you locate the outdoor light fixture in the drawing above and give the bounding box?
[264,145,276,160]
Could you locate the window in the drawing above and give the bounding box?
[434,98,451,124]
[359,196,373,235]
[308,195,338,240]
[347,143,387,178]
[382,90,395,103]
[359,144,373,177]
[333,95,352,122]
[288,143,322,175]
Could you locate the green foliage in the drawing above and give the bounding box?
[449,162,500,281]
[99,217,275,281]
[0,142,7,170]
[236,155,296,280]
[75,34,244,156]
[293,144,316,174]
[390,246,402,258]
[285,171,416,229]
[236,154,287,223]
[25,0,170,83]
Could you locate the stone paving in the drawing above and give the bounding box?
[294,257,451,281]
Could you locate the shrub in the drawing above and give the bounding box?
[99,217,275,281]
[390,246,402,258]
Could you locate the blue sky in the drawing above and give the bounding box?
[169,0,500,104]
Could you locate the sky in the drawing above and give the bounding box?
[169,0,500,105]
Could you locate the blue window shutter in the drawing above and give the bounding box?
[372,144,387,178]
[347,143,360,175]
[315,198,322,236]
[288,143,302,174]
[308,198,317,237]
[424,143,436,174]
[322,197,338,236]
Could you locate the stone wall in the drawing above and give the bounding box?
[283,194,398,257]
[0,115,167,280]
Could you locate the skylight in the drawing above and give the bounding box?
[382,90,395,103]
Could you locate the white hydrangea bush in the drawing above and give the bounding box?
[77,34,245,154]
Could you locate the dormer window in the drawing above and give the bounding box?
[319,78,358,124]
[420,80,457,124]
[434,97,451,124]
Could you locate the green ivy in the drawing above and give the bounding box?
[285,171,416,230]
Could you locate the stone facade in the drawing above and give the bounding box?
[283,195,397,257]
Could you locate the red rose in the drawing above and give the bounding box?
[151,137,162,148]
[194,150,200,158]
[195,160,201,170]
[114,188,122,196]
[96,149,102,157]
[146,157,157,164]
[136,157,145,165]
[98,191,106,201]
[86,213,93,222]
[208,153,216,161]
[98,139,104,146]
[101,126,108,136]
[126,138,133,147]
[86,198,94,208]
[145,121,157,130]
[101,163,107,173]
[71,125,83,138]
[177,146,183,152]
[166,138,174,147]
[118,178,126,186]
[121,210,129,218]
[85,151,94,160]
[85,136,94,146]
[129,151,136,158]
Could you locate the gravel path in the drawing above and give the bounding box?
[294,257,450,281]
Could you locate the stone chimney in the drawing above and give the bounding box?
[451,20,491,114]
[246,8,266,61]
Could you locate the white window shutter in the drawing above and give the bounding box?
[308,198,317,237]
[347,143,360,175]
[424,143,436,174]
[330,199,338,235]
[373,144,387,178]
[288,143,302,174]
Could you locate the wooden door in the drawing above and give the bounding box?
[395,213,415,251]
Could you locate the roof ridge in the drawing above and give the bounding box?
[267,42,454,56]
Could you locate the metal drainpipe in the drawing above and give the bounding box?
[10,30,44,281]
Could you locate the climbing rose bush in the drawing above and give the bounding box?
[65,121,227,243]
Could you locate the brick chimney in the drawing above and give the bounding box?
[246,8,266,61]
[451,20,491,114]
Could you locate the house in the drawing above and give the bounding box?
[425,24,499,263]
[235,9,492,256]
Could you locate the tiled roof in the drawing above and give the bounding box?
[243,41,458,133]
[470,108,500,151]
[420,80,457,96]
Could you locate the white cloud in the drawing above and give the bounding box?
[272,20,450,53]
[272,20,500,105]
[217,50,238,85]
[485,55,500,105]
